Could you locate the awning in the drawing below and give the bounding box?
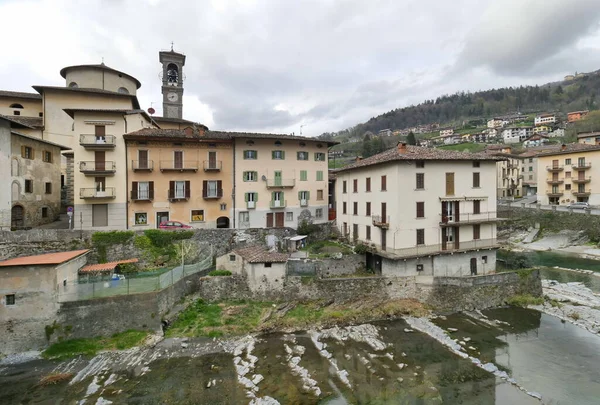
[289,235,308,241]
[439,197,464,202]
[79,258,138,273]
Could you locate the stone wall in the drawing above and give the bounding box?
[318,254,365,277]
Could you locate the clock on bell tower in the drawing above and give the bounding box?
[159,44,186,119]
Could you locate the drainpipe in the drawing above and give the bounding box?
[232,140,236,228]
[124,115,129,229]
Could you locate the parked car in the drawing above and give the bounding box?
[158,221,192,229]
[567,202,590,209]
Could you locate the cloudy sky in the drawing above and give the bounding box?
[1,0,600,136]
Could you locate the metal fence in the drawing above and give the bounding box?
[58,255,214,302]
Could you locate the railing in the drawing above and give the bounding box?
[203,160,222,171]
[160,160,199,172]
[79,134,116,148]
[383,238,497,259]
[572,162,592,170]
[546,179,564,185]
[439,211,499,225]
[546,190,563,197]
[266,178,295,188]
[546,165,564,171]
[132,160,154,171]
[168,189,188,201]
[270,200,287,208]
[202,188,223,199]
[131,189,154,201]
[572,176,592,184]
[79,161,116,174]
[372,215,390,228]
[300,199,308,207]
[572,189,591,196]
[246,201,256,209]
[80,187,116,199]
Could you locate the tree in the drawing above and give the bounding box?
[406,131,417,145]
[362,139,373,158]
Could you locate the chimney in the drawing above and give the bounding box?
[561,143,566,151]
[184,127,193,136]
[355,156,362,162]
[397,142,407,153]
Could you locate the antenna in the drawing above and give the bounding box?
[170,41,174,51]
[300,124,306,135]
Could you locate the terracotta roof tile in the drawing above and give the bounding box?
[577,131,600,138]
[0,114,43,129]
[124,127,231,141]
[0,250,89,267]
[536,143,600,157]
[211,131,339,146]
[234,246,289,263]
[79,258,138,273]
[0,90,42,100]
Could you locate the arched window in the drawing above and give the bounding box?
[118,87,129,94]
[68,82,78,89]
[274,140,282,146]
[9,103,23,109]
[166,63,179,85]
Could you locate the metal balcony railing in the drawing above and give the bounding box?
[266,178,295,188]
[439,212,500,226]
[546,190,564,197]
[79,161,116,174]
[270,200,287,208]
[168,189,189,201]
[572,162,592,170]
[80,188,116,199]
[160,160,199,172]
[546,179,564,185]
[79,134,116,149]
[372,215,390,229]
[132,160,154,171]
[572,177,592,184]
[572,189,591,196]
[203,160,222,171]
[383,238,498,259]
[546,165,564,172]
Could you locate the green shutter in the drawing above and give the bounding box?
[300,170,307,181]
[243,172,248,181]
[245,192,248,202]
[254,192,258,202]
[281,151,285,160]
[298,191,301,200]
[272,151,275,159]
[271,191,275,202]
[317,171,323,181]
[253,171,258,181]
[307,191,310,200]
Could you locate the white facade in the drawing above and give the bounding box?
[439,128,454,137]
[535,114,556,126]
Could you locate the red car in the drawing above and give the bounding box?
[158,221,192,229]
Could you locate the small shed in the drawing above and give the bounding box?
[286,235,308,252]
[79,258,139,279]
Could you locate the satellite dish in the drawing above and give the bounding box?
[261,175,267,181]
[147,107,155,115]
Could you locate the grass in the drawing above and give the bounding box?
[569,312,581,321]
[436,143,486,153]
[38,373,73,387]
[302,240,353,258]
[42,330,148,359]
[209,270,232,276]
[506,294,544,308]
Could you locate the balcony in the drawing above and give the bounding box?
[79,161,116,175]
[439,212,501,226]
[131,189,154,201]
[572,189,591,197]
[202,188,223,199]
[266,178,295,188]
[506,162,518,169]
[270,200,287,209]
[79,134,116,149]
[160,160,198,172]
[168,189,189,202]
[546,190,564,197]
[372,215,390,229]
[203,160,222,172]
[379,238,498,260]
[572,162,592,170]
[546,179,564,185]
[546,165,564,172]
[132,160,154,172]
[300,199,308,207]
[572,176,592,184]
[246,201,256,209]
[80,187,116,199]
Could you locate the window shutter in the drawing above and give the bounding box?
[445,173,454,195]
[243,172,248,181]
[131,181,138,200]
[21,145,25,158]
[245,192,249,202]
[149,181,154,199]
[441,201,448,220]
[217,180,222,197]
[298,191,301,200]
[253,171,258,181]
[271,191,275,202]
[185,181,191,199]
[202,180,207,198]
[307,191,310,200]
[169,181,175,199]
[272,151,276,159]
[281,151,285,159]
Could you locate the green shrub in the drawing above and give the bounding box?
[144,229,194,248]
[298,220,319,236]
[42,330,147,359]
[208,270,232,276]
[354,244,369,254]
[507,294,544,308]
[92,231,134,245]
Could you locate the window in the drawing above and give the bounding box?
[118,87,129,94]
[205,181,220,198]
[416,173,424,189]
[366,225,371,240]
[69,82,78,88]
[343,222,348,235]
[135,212,148,225]
[473,161,480,168]
[191,209,205,222]
[316,171,324,181]
[22,146,33,159]
[416,161,425,168]
[264,262,272,268]
[529,158,533,163]
[274,140,282,146]
[343,202,347,214]
[13,110,21,116]
[566,184,572,190]
[244,150,258,159]
[482,255,488,264]
[173,150,183,169]
[230,255,236,261]
[317,190,324,200]
[473,172,480,188]
[353,179,358,193]
[239,211,249,223]
[445,173,454,195]
[5,294,15,306]
[473,224,481,240]
[366,177,371,192]
[316,208,323,218]
[286,212,293,221]
[353,224,359,241]
[300,170,307,181]
[343,180,347,193]
[220,203,227,211]
[297,151,309,160]
[42,207,48,218]
[529,175,533,180]
[243,171,258,182]
[565,158,571,165]
[272,150,285,160]
[174,181,186,199]
[43,151,52,163]
[416,202,425,218]
[381,175,387,191]
[565,171,571,178]
[416,229,425,245]
[366,202,371,216]
[45,182,52,194]
[246,192,258,202]
[353,202,358,215]
[9,103,23,109]
[299,190,309,204]
[315,152,325,161]
[473,200,481,214]
[25,179,32,193]
[529,166,533,172]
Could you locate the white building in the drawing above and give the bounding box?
[535,114,556,126]
[439,128,454,137]
[501,127,534,144]
[335,143,500,277]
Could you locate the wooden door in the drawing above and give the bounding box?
[578,171,585,180]
[95,125,106,142]
[138,150,148,169]
[95,151,105,171]
[455,201,460,222]
[266,213,274,228]
[381,229,387,251]
[552,159,559,168]
[275,212,284,228]
[174,151,183,169]
[208,151,217,169]
[274,171,282,187]
[470,258,477,275]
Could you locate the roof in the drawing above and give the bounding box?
[233,246,289,263]
[289,235,308,241]
[0,90,42,100]
[79,258,138,273]
[0,114,43,129]
[0,250,89,267]
[577,132,600,138]
[536,143,600,157]
[518,144,562,158]
[11,130,71,150]
[59,63,142,89]
[210,131,339,146]
[152,116,209,131]
[337,144,502,173]
[124,127,232,141]
[62,108,153,122]
[568,110,589,115]
[32,86,140,109]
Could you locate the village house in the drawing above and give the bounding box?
[533,125,552,134]
[335,143,500,277]
[518,145,562,196]
[522,133,549,148]
[567,110,589,123]
[577,131,600,145]
[534,114,556,126]
[439,128,454,137]
[487,118,505,129]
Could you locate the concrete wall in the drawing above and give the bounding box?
[318,254,365,277]
[64,67,139,95]
[0,121,11,228]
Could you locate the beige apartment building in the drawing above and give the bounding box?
[486,146,523,199]
[335,143,501,277]
[232,133,335,229]
[536,144,600,206]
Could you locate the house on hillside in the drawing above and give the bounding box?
[534,125,552,134]
[523,134,549,148]
[518,145,562,196]
[577,131,600,145]
[535,114,556,126]
[439,128,454,137]
[567,111,589,123]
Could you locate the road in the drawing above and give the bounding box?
[498,197,600,216]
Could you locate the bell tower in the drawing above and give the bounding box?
[159,44,186,119]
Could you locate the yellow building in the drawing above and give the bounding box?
[536,144,600,205]
[124,127,233,229]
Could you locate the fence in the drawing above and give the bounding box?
[58,255,214,302]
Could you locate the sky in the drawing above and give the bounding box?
[1,0,600,137]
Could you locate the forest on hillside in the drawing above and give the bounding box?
[320,71,600,141]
